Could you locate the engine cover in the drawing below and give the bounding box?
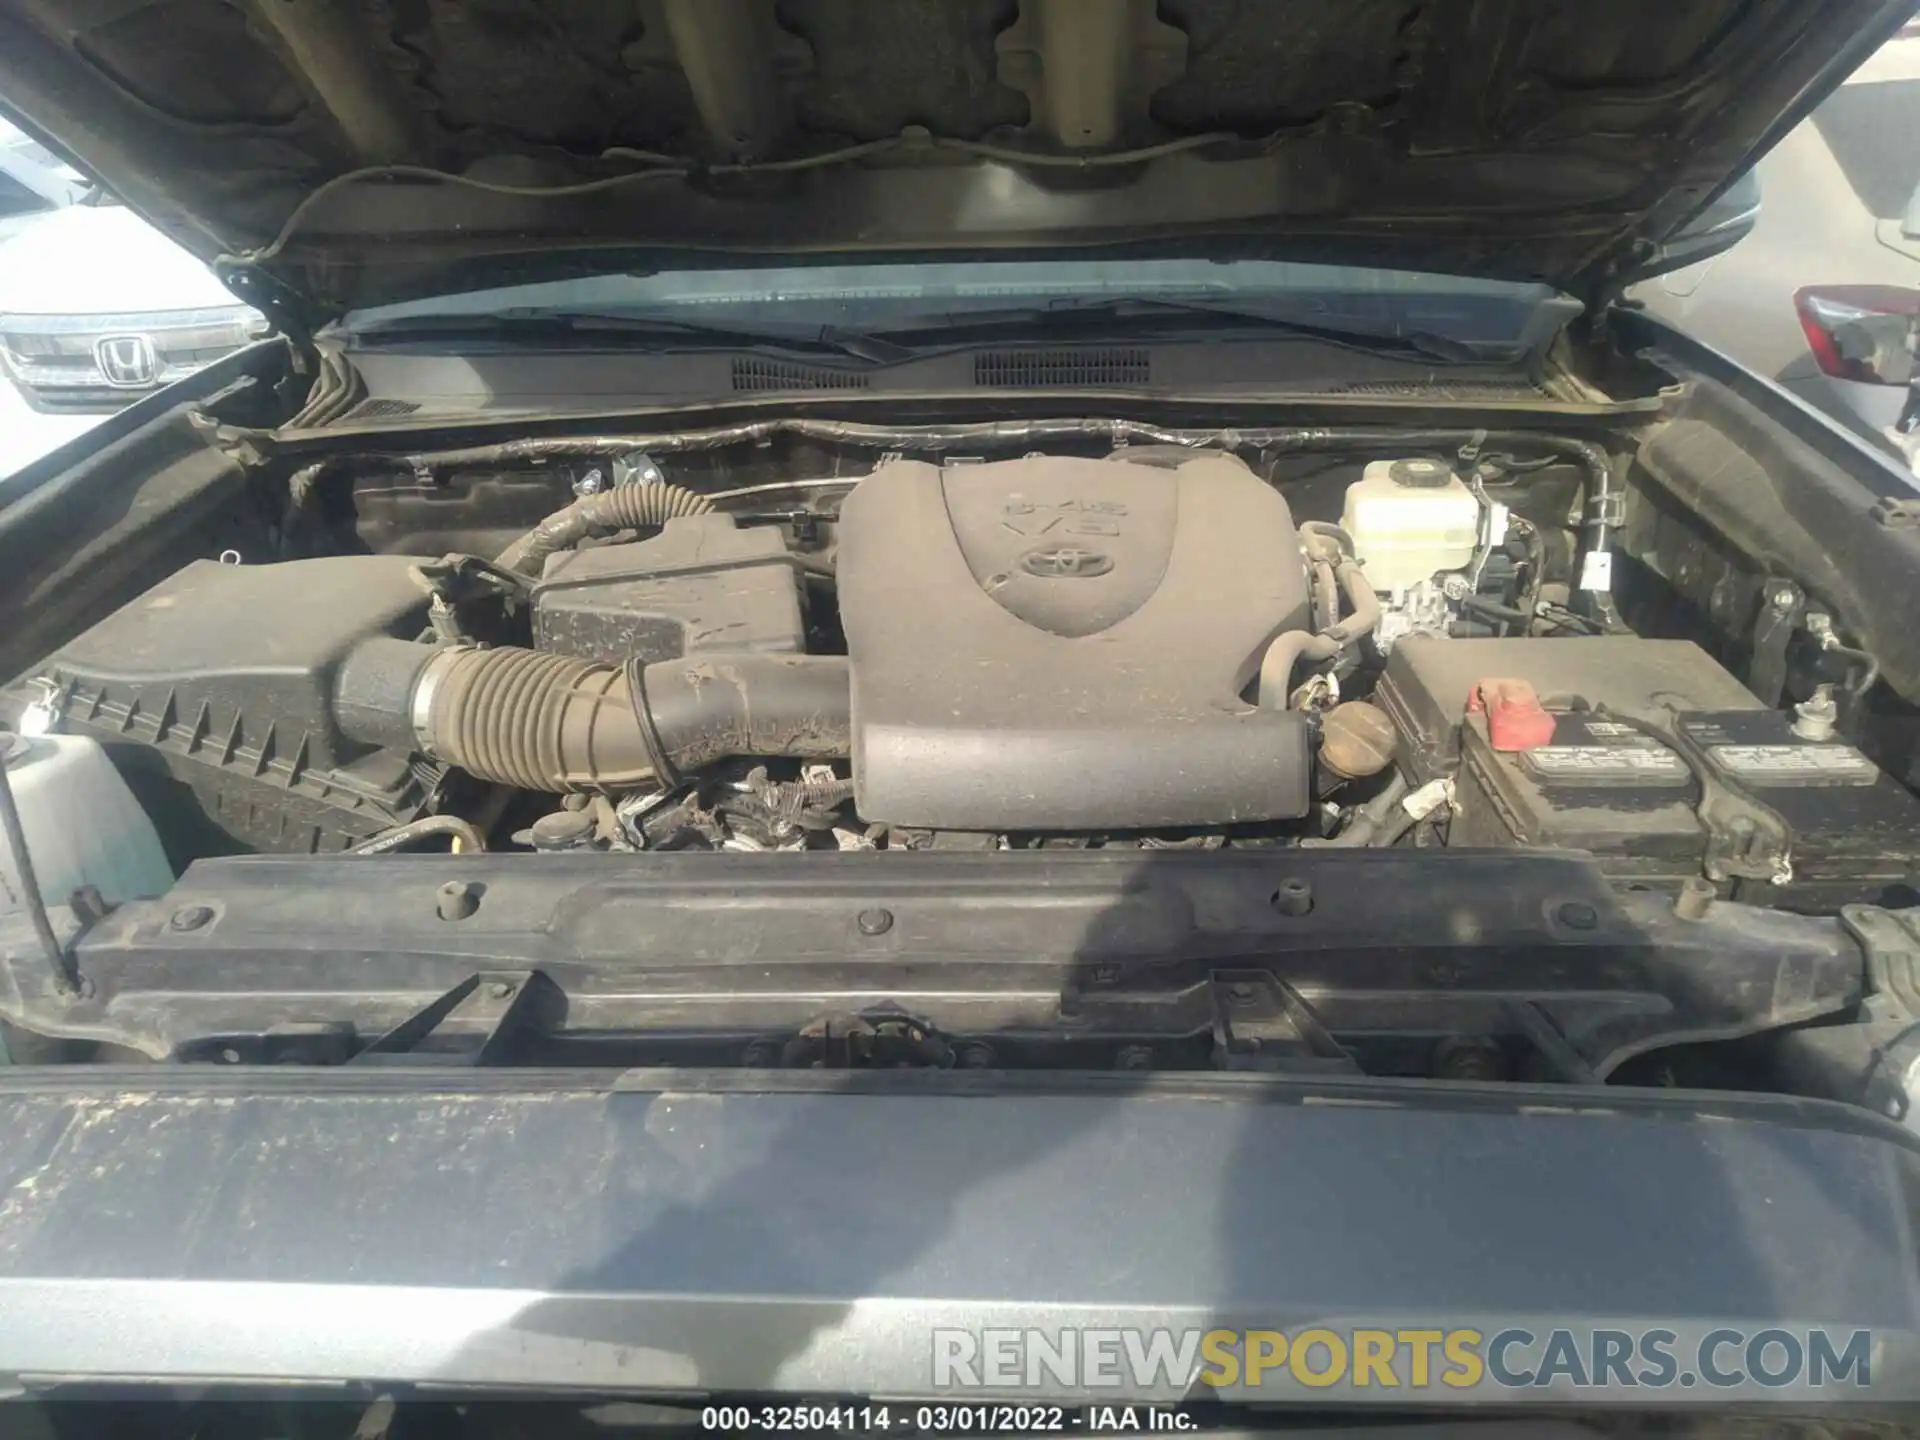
[838,454,1314,830]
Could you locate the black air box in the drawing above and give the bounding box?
[33,557,438,856]
[532,514,806,667]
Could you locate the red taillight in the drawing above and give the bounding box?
[1794,286,1920,385]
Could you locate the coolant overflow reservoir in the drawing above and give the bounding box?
[1,733,173,912]
[1339,458,1481,594]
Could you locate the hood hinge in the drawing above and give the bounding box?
[214,260,321,378]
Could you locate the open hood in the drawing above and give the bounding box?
[0,0,1910,324]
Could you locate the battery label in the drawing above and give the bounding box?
[1524,745,1690,783]
[1709,744,1878,785]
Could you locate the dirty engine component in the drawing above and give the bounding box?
[19,427,1915,899]
[531,513,808,667]
[1379,635,1920,909]
[27,557,444,857]
[837,453,1316,830]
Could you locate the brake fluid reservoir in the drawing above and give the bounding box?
[1,733,173,911]
[1339,458,1481,594]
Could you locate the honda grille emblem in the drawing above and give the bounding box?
[94,334,157,388]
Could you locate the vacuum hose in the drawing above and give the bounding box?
[496,483,715,577]
[1256,528,1383,708]
[337,639,849,792]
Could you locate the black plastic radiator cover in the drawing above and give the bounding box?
[8,849,1865,1071]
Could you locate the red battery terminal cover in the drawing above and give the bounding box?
[1468,677,1557,752]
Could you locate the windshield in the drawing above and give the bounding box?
[343,259,1574,357]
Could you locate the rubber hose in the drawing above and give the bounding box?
[1324,562,1381,646]
[1256,558,1383,708]
[411,646,850,792]
[497,483,714,576]
[1309,558,1340,632]
[1310,772,1411,848]
[1300,521,1356,557]
[1366,804,1423,849]
[1459,594,1532,627]
[634,654,853,775]
[1256,629,1341,709]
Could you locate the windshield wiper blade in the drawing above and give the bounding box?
[351,301,1490,365]
[867,297,1487,363]
[1107,296,1485,362]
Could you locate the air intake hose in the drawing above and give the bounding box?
[496,483,715,577]
[337,640,849,791]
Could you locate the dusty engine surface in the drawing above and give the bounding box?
[20,556,446,858]
[13,426,1914,914]
[19,451,1321,856]
[838,454,1315,829]
[531,513,808,667]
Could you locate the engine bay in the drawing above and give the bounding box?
[5,380,1920,1094]
[9,417,1918,917]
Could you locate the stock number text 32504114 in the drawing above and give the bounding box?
[701,1404,1082,1433]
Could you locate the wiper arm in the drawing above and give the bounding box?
[877,297,1486,363]
[1106,296,1484,363]
[349,302,1483,366]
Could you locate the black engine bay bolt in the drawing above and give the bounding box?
[1555,901,1600,931]
[959,1042,996,1069]
[436,881,481,922]
[168,904,215,933]
[856,907,894,936]
[1271,877,1315,916]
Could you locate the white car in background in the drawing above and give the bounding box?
[1635,20,1920,474]
[0,116,262,475]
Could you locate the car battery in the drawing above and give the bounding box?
[1677,709,1920,910]
[1379,635,1920,908]
[1450,705,1705,886]
[1378,636,1765,784]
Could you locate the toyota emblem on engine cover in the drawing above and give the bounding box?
[1021,543,1114,578]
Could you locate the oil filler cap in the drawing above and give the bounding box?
[1469,678,1556,752]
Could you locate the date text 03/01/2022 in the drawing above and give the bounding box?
[700,1405,1198,1433]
